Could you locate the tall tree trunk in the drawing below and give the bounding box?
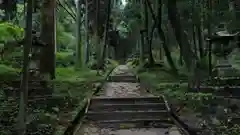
[144,0,177,69]
[167,0,195,70]
[196,25,204,58]
[140,30,145,65]
[84,0,89,64]
[96,0,101,72]
[196,1,204,58]
[192,0,198,55]
[195,0,204,58]
[17,0,33,134]
[207,0,213,76]
[157,0,177,72]
[100,0,112,68]
[40,0,56,79]
[144,0,154,65]
[207,0,213,36]
[139,0,146,61]
[75,0,82,69]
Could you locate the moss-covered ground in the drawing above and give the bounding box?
[0,58,117,135]
[133,65,240,135]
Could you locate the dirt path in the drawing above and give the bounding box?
[75,65,180,135]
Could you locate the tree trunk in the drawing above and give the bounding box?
[40,0,56,79]
[95,0,101,72]
[140,30,145,65]
[196,22,204,58]
[167,0,194,70]
[207,0,213,36]
[17,0,33,134]
[100,0,112,68]
[139,0,146,62]
[144,0,154,65]
[192,0,197,55]
[157,0,177,72]
[194,0,204,58]
[75,0,82,69]
[207,0,213,76]
[84,0,90,64]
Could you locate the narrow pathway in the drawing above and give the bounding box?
[104,65,149,97]
[75,65,180,135]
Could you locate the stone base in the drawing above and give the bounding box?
[212,59,238,77]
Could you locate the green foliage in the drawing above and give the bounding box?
[0,22,24,41]
[56,52,74,67]
[0,64,20,81]
[55,67,100,82]
[0,49,23,67]
[138,66,187,82]
[56,22,76,50]
[87,58,119,71]
[0,22,24,68]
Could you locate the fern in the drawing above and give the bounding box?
[0,22,24,41]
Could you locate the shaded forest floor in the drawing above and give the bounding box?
[0,64,116,135]
[133,65,240,135]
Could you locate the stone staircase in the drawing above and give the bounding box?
[84,96,174,129]
[191,60,240,97]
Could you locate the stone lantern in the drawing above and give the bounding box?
[207,31,239,78]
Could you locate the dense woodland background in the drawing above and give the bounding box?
[0,0,240,135]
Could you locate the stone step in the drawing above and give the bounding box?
[107,75,138,83]
[7,87,46,90]
[88,103,166,112]
[192,86,240,90]
[210,77,240,85]
[87,119,173,129]
[90,96,164,105]
[168,127,182,135]
[230,117,240,124]
[215,64,232,68]
[191,87,240,96]
[213,77,240,81]
[86,110,169,121]
[212,67,238,77]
